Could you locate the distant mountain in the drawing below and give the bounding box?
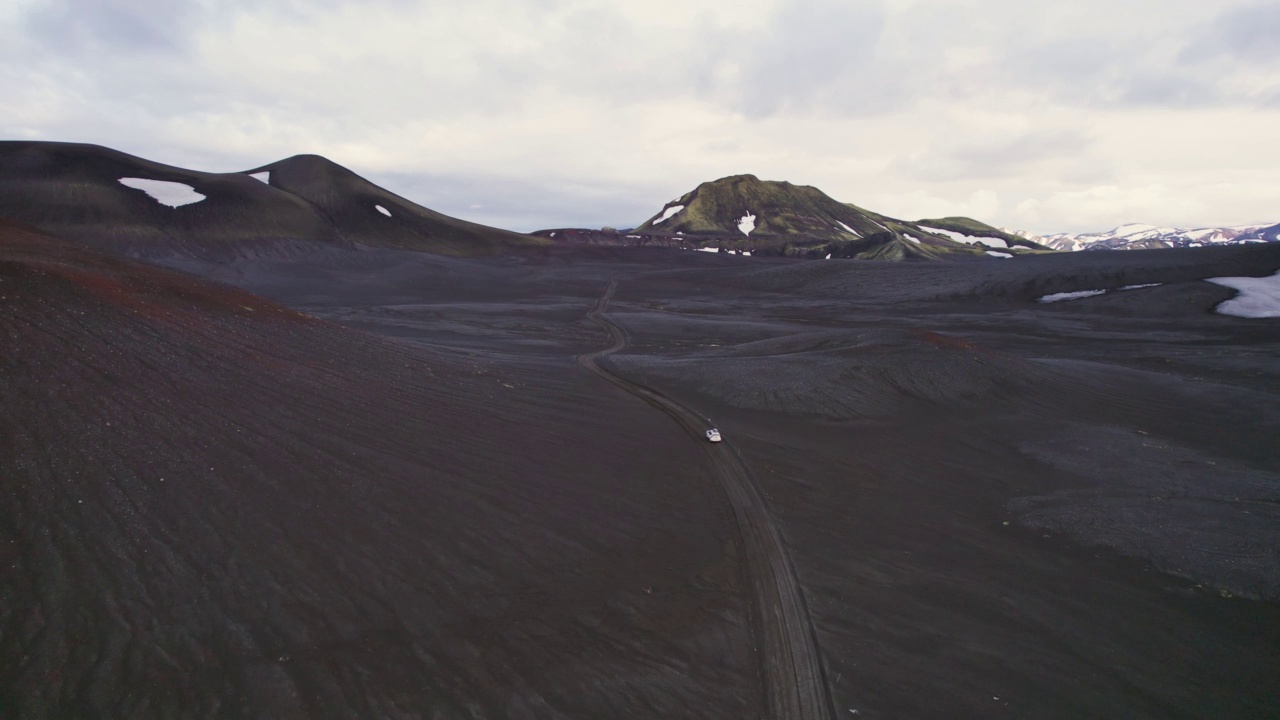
[624,174,1042,261]
[1032,223,1280,252]
[0,142,542,259]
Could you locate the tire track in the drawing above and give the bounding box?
[576,279,833,720]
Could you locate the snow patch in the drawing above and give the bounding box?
[1036,283,1162,304]
[118,178,206,208]
[986,251,1013,258]
[1000,226,1046,244]
[1042,223,1275,251]
[1038,290,1107,303]
[376,205,392,217]
[691,247,754,258]
[249,171,270,185]
[903,234,921,244]
[835,221,861,237]
[921,226,1009,248]
[1208,270,1280,318]
[738,212,756,237]
[1112,223,1167,238]
[654,205,684,225]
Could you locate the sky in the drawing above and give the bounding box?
[2,0,1277,234]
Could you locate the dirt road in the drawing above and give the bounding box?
[577,279,834,720]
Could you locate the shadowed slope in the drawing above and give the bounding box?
[0,221,753,718]
[0,142,542,260]
[251,154,540,256]
[0,142,336,259]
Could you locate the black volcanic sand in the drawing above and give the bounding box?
[6,229,1280,718]
[1,226,756,718]
[597,247,1280,718]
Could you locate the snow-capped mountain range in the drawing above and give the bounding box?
[1007,223,1280,252]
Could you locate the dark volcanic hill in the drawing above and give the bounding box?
[247,153,540,256]
[627,174,1034,260]
[0,141,541,259]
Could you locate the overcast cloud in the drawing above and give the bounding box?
[2,0,1277,233]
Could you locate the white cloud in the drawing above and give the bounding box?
[1,0,1278,233]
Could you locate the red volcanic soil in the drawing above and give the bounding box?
[0,221,757,718]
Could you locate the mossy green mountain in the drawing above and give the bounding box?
[633,174,1038,260]
[915,216,1051,251]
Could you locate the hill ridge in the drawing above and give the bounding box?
[0,141,542,259]
[625,174,1044,260]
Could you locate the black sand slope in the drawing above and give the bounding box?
[0,142,540,260]
[596,244,1280,718]
[0,142,337,258]
[0,222,756,718]
[6,197,1280,720]
[160,239,1280,719]
[249,154,536,256]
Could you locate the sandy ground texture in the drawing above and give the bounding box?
[4,224,1280,718]
[1,225,756,718]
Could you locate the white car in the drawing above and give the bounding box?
[705,428,723,443]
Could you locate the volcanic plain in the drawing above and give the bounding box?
[4,212,1279,718]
